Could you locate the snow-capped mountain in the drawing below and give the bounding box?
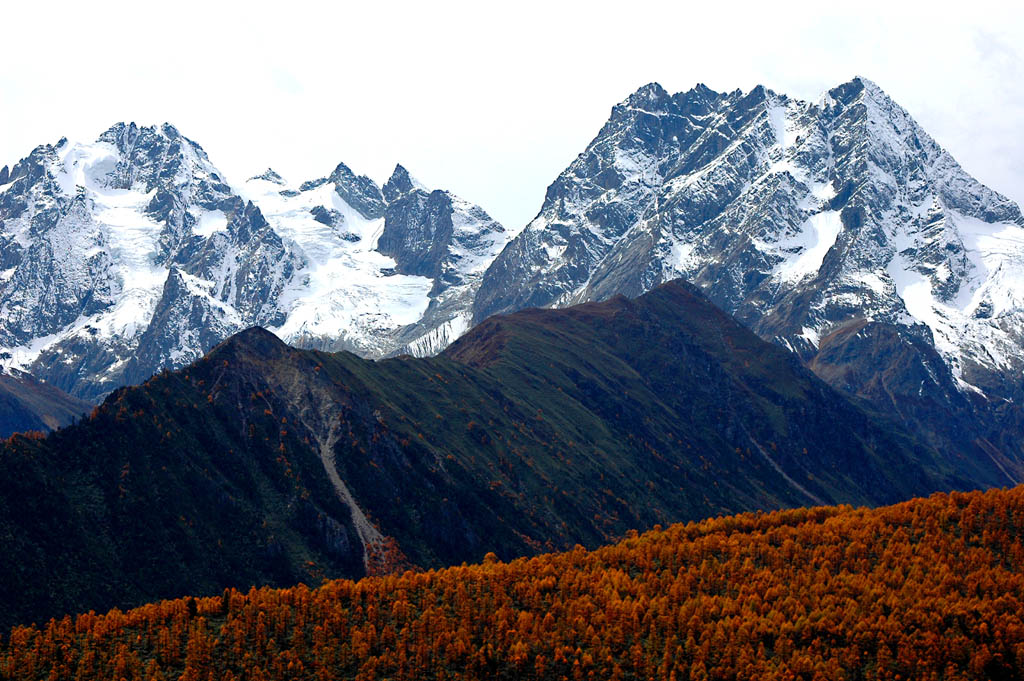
[471,76,1024,474]
[241,162,509,359]
[2,74,1022,468]
[379,165,511,356]
[475,78,1024,401]
[0,123,510,400]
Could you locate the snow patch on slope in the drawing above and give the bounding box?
[760,210,844,283]
[888,208,1024,382]
[449,196,510,274]
[402,312,473,358]
[192,209,228,237]
[241,176,433,350]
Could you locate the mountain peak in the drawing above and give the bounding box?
[387,163,414,193]
[327,160,357,181]
[825,76,893,108]
[211,326,290,360]
[159,122,181,138]
[385,163,411,195]
[850,74,882,91]
[323,161,385,220]
[625,82,670,110]
[94,121,204,160]
[99,121,136,137]
[249,168,286,185]
[825,77,865,105]
[383,163,430,202]
[98,121,179,140]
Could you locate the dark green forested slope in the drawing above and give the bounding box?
[0,281,971,628]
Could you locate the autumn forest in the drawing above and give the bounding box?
[4,485,1024,681]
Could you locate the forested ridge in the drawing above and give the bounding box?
[5,485,1024,680]
[0,281,963,630]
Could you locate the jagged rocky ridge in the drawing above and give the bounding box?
[0,124,509,401]
[0,280,980,629]
[474,76,1024,474]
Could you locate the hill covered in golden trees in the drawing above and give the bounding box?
[5,485,1024,680]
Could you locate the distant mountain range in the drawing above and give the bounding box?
[0,281,982,629]
[1,79,1021,470]
[0,125,509,402]
[0,370,88,436]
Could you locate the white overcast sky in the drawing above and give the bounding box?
[1,0,1022,229]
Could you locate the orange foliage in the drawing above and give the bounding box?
[4,486,1024,680]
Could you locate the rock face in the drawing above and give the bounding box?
[0,125,511,401]
[240,162,509,360]
[473,77,1024,474]
[379,165,510,356]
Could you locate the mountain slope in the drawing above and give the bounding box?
[473,76,1024,477]
[0,371,89,437]
[7,485,1024,681]
[0,126,510,401]
[0,281,966,628]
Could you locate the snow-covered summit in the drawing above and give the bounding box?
[0,125,510,400]
[249,168,286,185]
[474,77,1024,405]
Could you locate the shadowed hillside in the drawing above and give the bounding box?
[0,281,971,628]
